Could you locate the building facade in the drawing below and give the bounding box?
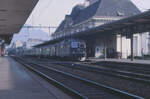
[26,38,46,49]
[53,0,150,59]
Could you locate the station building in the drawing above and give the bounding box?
[53,0,150,59]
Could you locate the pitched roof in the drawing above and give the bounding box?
[55,0,141,32]
[73,1,100,24]
[95,0,141,17]
[55,20,66,33]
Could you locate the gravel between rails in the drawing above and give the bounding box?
[91,61,150,75]
[30,64,125,99]
[15,57,130,99]
[39,62,150,98]
[19,57,150,98]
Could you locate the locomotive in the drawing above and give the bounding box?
[22,38,87,61]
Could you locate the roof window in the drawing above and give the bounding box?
[117,11,124,16]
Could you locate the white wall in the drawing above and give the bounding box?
[116,32,149,59]
[94,35,116,58]
[148,33,150,54]
[116,35,131,58]
[139,33,149,55]
[93,32,149,59]
[94,38,105,58]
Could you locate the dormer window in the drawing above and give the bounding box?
[84,0,99,7]
[117,11,124,16]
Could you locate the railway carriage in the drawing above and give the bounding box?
[21,38,86,61]
[53,39,86,61]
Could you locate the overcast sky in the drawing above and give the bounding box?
[25,0,150,27]
[11,0,150,44]
[26,0,84,27]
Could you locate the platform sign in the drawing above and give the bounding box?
[71,42,78,48]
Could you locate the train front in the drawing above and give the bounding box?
[71,39,86,61]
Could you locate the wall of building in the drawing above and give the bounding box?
[148,33,150,54]
[116,32,149,59]
[86,32,149,59]
[87,34,131,59]
[94,38,105,58]
[93,35,116,58]
[134,33,149,56]
[116,35,131,58]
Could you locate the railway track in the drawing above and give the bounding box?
[21,57,150,98]
[39,61,150,84]
[12,56,144,99]
[21,56,150,75]
[91,61,150,75]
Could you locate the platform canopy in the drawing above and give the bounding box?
[35,10,150,48]
[0,0,39,43]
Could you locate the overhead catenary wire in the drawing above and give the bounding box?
[36,0,53,20]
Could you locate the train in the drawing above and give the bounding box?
[0,46,5,57]
[21,38,87,61]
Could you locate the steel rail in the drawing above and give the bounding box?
[12,57,86,99]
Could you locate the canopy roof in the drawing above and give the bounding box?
[0,0,39,43]
[34,10,150,48]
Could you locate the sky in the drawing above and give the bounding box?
[25,0,150,27]
[26,0,84,27]
[132,0,150,11]
[11,0,84,43]
[11,0,150,44]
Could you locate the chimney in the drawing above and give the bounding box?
[84,0,90,7]
[84,0,98,7]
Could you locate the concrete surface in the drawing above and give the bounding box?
[88,58,150,65]
[0,57,72,99]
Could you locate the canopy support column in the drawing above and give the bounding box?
[131,33,134,61]
[104,40,107,60]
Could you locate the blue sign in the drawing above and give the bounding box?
[71,42,78,48]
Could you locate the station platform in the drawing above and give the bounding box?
[0,57,72,99]
[88,58,150,65]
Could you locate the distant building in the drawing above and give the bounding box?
[53,0,149,58]
[11,41,23,48]
[26,38,46,49]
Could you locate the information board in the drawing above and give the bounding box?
[71,42,78,48]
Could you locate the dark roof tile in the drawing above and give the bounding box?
[55,0,141,32]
